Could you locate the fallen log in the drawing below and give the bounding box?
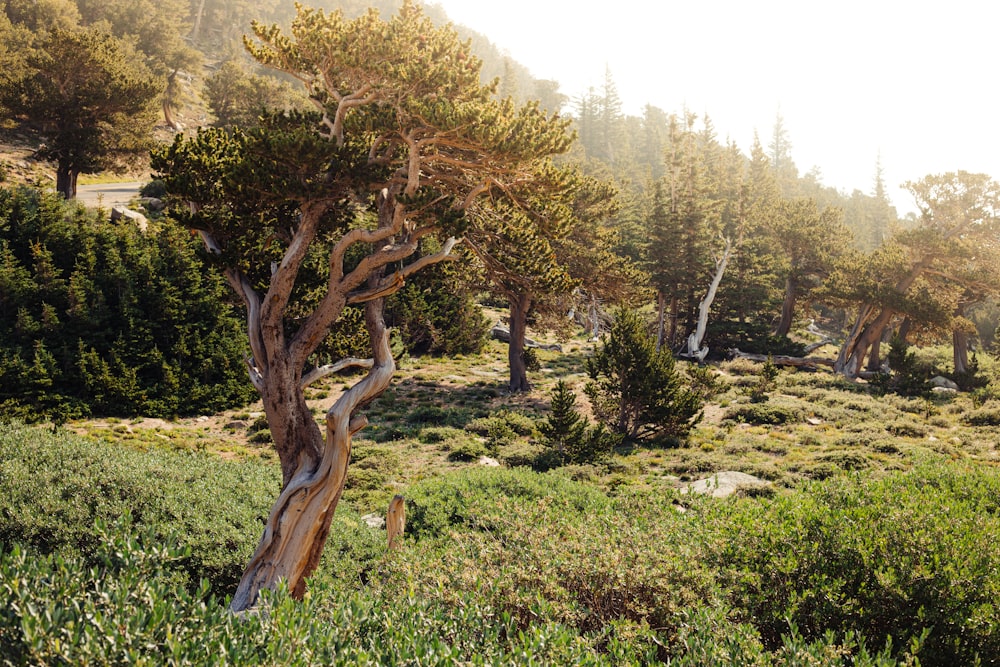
[729,349,836,368]
[490,323,562,352]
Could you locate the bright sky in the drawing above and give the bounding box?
[429,0,999,215]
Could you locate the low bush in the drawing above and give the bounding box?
[0,422,275,593]
[962,401,1000,426]
[725,403,801,425]
[706,460,1000,665]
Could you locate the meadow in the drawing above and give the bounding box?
[3,337,1000,665]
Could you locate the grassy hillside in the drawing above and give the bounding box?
[4,339,1000,664]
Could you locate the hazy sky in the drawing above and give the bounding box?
[429,0,998,215]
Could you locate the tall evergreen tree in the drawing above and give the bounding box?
[0,26,159,198]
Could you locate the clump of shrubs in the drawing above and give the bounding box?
[725,403,801,425]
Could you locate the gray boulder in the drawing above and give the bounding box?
[930,376,960,391]
[681,471,771,499]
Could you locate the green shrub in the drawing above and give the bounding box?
[465,409,536,448]
[962,401,1000,426]
[707,461,1000,665]
[0,513,636,666]
[725,403,801,425]
[0,422,275,593]
[0,186,255,420]
[538,380,621,467]
[446,439,490,462]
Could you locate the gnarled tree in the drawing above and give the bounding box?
[831,172,1000,378]
[153,1,573,612]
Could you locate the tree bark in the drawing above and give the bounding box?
[685,238,731,361]
[866,336,883,373]
[190,0,207,40]
[656,290,666,351]
[386,494,405,550]
[229,299,394,613]
[56,164,78,200]
[839,307,894,378]
[774,275,797,337]
[507,292,532,392]
[954,328,970,375]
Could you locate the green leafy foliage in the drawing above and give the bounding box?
[3,421,998,665]
[585,309,703,443]
[0,186,255,420]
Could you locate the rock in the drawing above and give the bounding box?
[806,417,822,425]
[361,513,385,529]
[478,456,501,467]
[681,471,771,499]
[931,386,958,396]
[111,206,149,232]
[139,196,165,211]
[930,376,960,391]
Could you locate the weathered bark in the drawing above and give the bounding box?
[386,494,405,550]
[685,238,732,361]
[229,299,394,612]
[897,317,913,343]
[774,275,797,337]
[507,292,532,392]
[838,307,895,378]
[866,336,883,373]
[954,328,970,375]
[834,304,876,376]
[56,164,78,200]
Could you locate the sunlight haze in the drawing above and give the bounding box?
[430,0,999,215]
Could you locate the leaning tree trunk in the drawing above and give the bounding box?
[507,292,532,392]
[838,307,894,378]
[656,291,666,351]
[954,328,970,375]
[229,300,394,612]
[866,335,884,373]
[773,275,797,337]
[685,238,732,361]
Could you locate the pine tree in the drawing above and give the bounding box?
[0,26,160,198]
[585,309,703,443]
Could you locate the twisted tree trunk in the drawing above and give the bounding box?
[773,275,797,337]
[230,299,394,612]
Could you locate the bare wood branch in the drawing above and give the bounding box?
[730,349,837,368]
[387,494,405,550]
[685,237,733,361]
[346,237,460,305]
[300,358,374,389]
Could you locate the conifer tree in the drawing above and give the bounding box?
[585,309,703,442]
[154,1,575,611]
[0,26,159,198]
